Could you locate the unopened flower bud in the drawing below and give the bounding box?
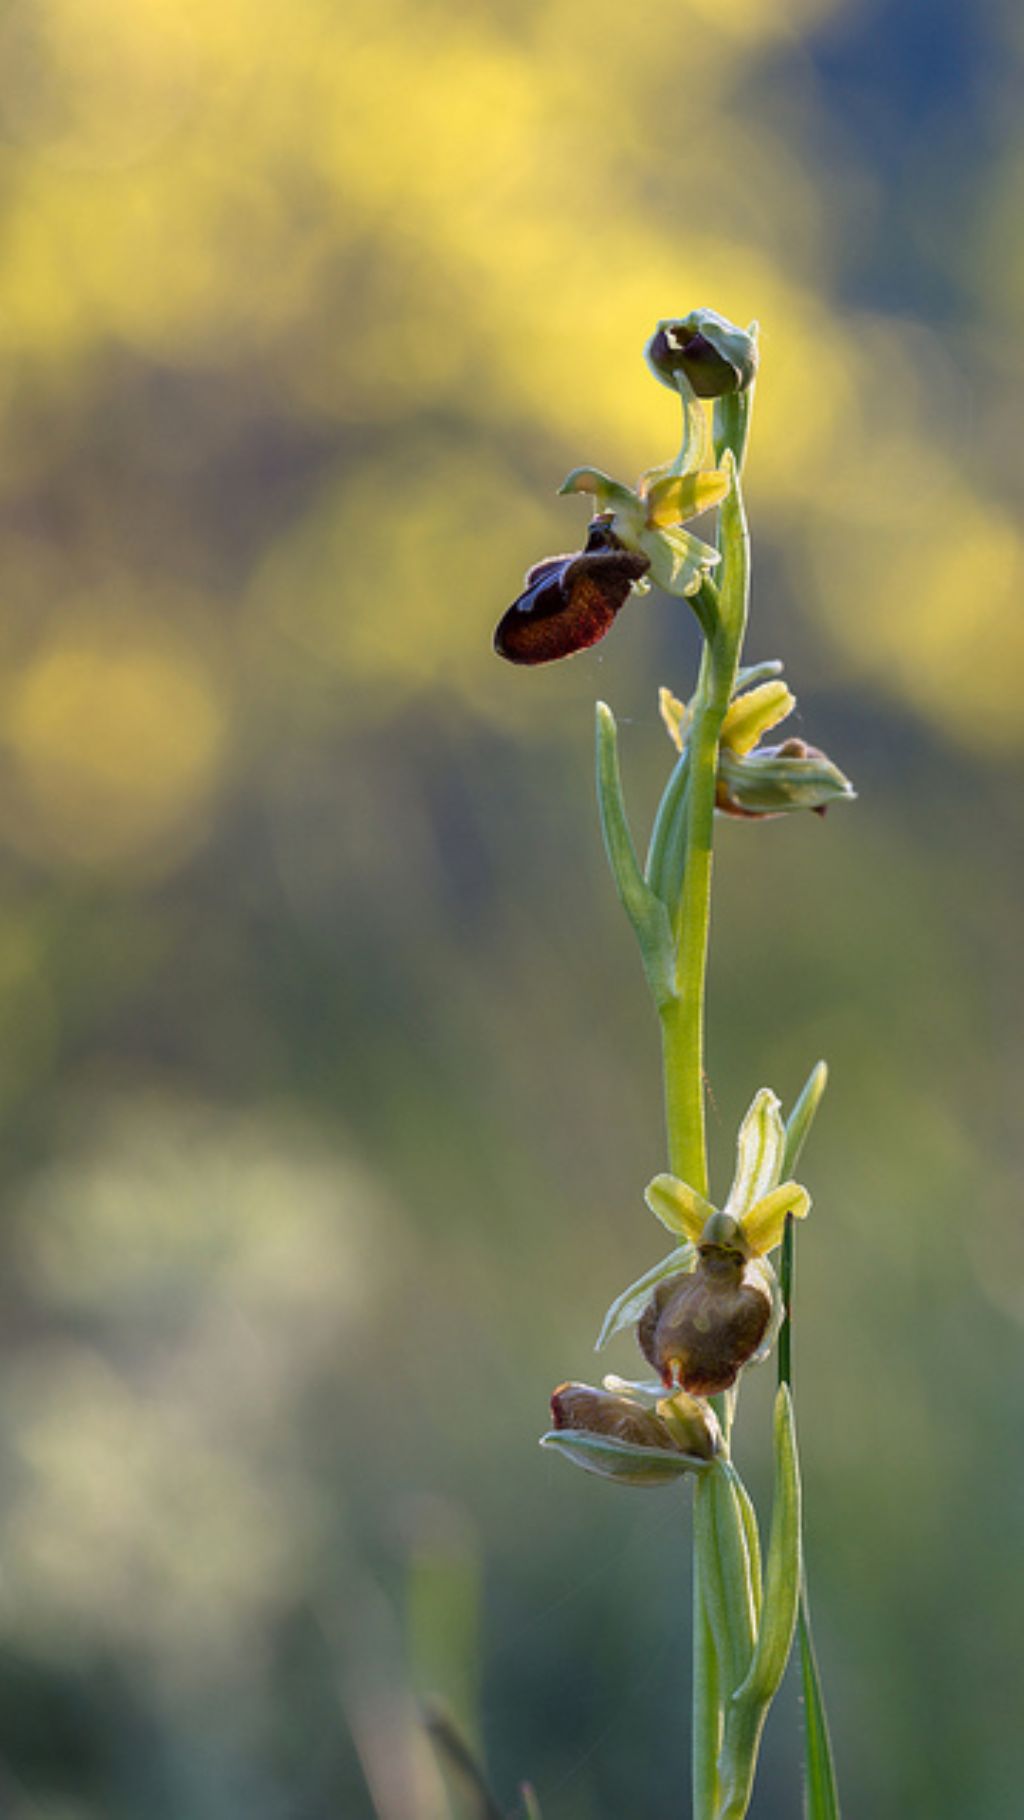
[717,740,855,819]
[645,310,758,399]
[550,1382,671,1448]
[541,1380,718,1486]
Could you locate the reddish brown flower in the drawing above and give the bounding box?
[638,1247,772,1397]
[494,516,650,666]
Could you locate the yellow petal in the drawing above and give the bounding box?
[645,1172,717,1243]
[721,680,796,755]
[644,468,731,529]
[741,1181,811,1256]
[659,685,692,753]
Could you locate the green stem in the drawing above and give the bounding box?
[778,1212,794,1388]
[659,590,744,1192]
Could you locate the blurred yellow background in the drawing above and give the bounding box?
[0,0,1020,1814]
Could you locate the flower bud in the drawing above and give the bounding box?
[550,1382,672,1448]
[716,740,855,819]
[637,1252,772,1396]
[541,1380,718,1486]
[494,517,649,665]
[645,310,758,399]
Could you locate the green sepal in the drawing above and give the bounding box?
[746,1255,785,1368]
[637,522,720,599]
[645,1170,716,1241]
[558,467,639,516]
[782,1061,828,1180]
[595,703,675,1008]
[539,1427,710,1487]
[594,1244,694,1350]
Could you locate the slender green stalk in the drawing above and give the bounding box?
[660,482,749,1192]
[660,676,723,1193]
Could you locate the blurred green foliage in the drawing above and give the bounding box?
[0,0,1020,1815]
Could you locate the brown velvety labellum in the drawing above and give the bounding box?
[494,522,649,666]
[550,1383,676,1451]
[637,1258,771,1397]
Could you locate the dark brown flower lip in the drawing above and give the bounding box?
[494,518,650,666]
[637,1262,772,1397]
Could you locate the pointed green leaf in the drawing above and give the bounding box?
[736,1385,801,1707]
[725,1088,785,1219]
[539,1428,708,1486]
[782,1062,829,1179]
[645,746,690,915]
[798,1589,842,1819]
[714,1387,801,1820]
[594,1244,694,1350]
[645,1171,716,1242]
[694,1460,757,1701]
[726,1464,763,1626]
